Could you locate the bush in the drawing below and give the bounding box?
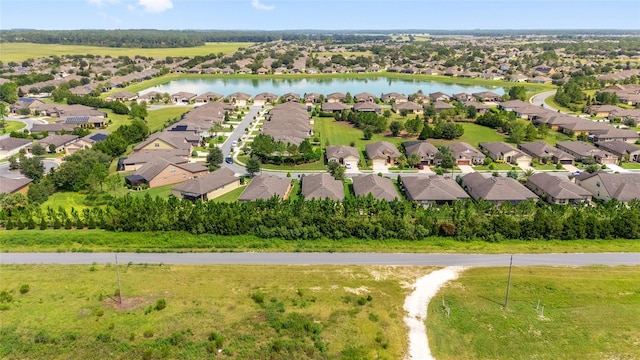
[251,291,265,304]
[155,298,166,311]
[34,330,52,344]
[0,291,13,303]
[208,331,225,349]
[19,284,29,294]
[143,330,154,338]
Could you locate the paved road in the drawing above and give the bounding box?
[530,90,560,112]
[1,252,639,266]
[0,159,60,179]
[0,116,48,140]
[220,105,263,175]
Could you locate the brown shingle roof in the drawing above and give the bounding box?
[352,174,400,201]
[171,167,238,196]
[301,173,344,201]
[402,175,469,202]
[238,174,291,201]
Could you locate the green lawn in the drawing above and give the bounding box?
[473,163,516,171]
[1,120,26,133]
[621,162,640,169]
[145,106,191,133]
[429,266,640,360]
[0,42,251,63]
[40,192,88,212]
[129,184,174,199]
[429,122,507,148]
[237,155,327,171]
[531,164,563,171]
[210,185,246,203]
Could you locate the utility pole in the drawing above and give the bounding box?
[115,254,122,305]
[504,255,513,307]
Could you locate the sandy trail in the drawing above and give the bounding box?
[403,266,465,360]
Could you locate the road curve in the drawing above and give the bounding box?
[530,90,561,112]
[1,252,639,266]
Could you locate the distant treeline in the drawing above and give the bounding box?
[2,195,639,241]
[0,30,390,48]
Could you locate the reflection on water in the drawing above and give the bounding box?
[141,76,504,97]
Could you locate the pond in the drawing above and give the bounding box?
[140,76,504,97]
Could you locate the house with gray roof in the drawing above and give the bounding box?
[171,167,240,202]
[353,101,381,114]
[133,132,198,153]
[366,141,401,166]
[35,134,79,153]
[194,92,223,104]
[326,146,359,165]
[118,149,190,172]
[526,173,592,205]
[556,141,618,164]
[461,172,538,205]
[352,174,400,201]
[472,91,502,102]
[354,92,377,103]
[381,92,408,103]
[171,91,197,104]
[225,92,252,107]
[301,173,345,201]
[403,141,439,166]
[126,158,207,189]
[518,141,575,165]
[479,142,532,165]
[392,101,423,115]
[326,92,346,103]
[447,142,485,165]
[401,175,469,206]
[321,101,350,113]
[238,174,292,202]
[575,172,640,202]
[253,92,278,107]
[596,141,640,162]
[0,137,32,158]
[0,176,32,195]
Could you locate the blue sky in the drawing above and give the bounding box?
[1,0,639,30]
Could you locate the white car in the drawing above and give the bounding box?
[231,140,238,147]
[345,163,352,169]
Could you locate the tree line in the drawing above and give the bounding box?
[0,30,390,48]
[1,193,638,241]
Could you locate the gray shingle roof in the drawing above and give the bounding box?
[238,174,291,201]
[172,167,238,196]
[402,175,469,202]
[352,174,400,201]
[301,173,345,201]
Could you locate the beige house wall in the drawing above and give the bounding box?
[577,177,610,201]
[205,179,242,200]
[138,139,177,151]
[148,166,207,188]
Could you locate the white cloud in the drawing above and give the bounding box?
[138,0,173,13]
[251,0,275,11]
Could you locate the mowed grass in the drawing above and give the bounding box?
[0,264,431,359]
[40,192,88,212]
[0,42,251,63]
[2,230,640,253]
[428,266,640,360]
[1,121,26,133]
[129,184,174,199]
[429,122,507,148]
[145,106,192,133]
[210,185,246,203]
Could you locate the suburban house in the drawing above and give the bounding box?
[30,123,76,134]
[137,91,163,104]
[282,92,301,103]
[253,92,278,107]
[105,91,138,102]
[447,142,486,165]
[354,92,377,103]
[466,101,490,114]
[225,92,252,107]
[326,145,360,165]
[62,115,106,128]
[303,93,322,103]
[596,141,640,162]
[392,101,423,115]
[173,101,233,135]
[452,92,474,102]
[171,167,240,202]
[366,141,401,166]
[352,174,400,201]
[586,105,621,118]
[238,174,293,201]
[133,132,199,153]
[433,101,454,113]
[117,149,190,172]
[171,91,197,104]
[0,138,32,158]
[590,127,640,144]
[575,172,640,202]
[326,92,346,103]
[401,175,470,206]
[352,101,382,114]
[461,172,538,205]
[429,92,450,102]
[194,92,223,104]
[472,91,502,102]
[403,141,439,166]
[479,142,532,166]
[525,173,592,205]
[0,176,32,195]
[125,158,207,189]
[381,92,408,103]
[518,141,575,165]
[262,102,312,145]
[321,102,350,113]
[35,134,79,153]
[555,141,618,164]
[301,173,345,201]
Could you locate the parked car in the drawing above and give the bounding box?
[225,157,233,164]
[572,170,582,176]
[231,140,238,147]
[345,163,351,169]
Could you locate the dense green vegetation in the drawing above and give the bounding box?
[429,266,640,359]
[1,193,639,241]
[0,264,420,359]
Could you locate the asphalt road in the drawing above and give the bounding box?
[530,90,561,112]
[1,252,639,266]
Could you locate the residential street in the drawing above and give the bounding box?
[529,90,560,112]
[2,252,639,266]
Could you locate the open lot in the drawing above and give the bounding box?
[0,42,251,63]
[429,266,640,360]
[0,264,431,359]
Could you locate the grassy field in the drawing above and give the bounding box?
[210,185,246,203]
[429,122,507,148]
[40,192,89,212]
[429,266,640,360]
[0,42,251,63]
[130,184,174,199]
[0,264,427,359]
[621,162,640,169]
[1,230,640,253]
[1,121,26,133]
[145,106,192,133]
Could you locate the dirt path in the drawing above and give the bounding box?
[403,266,465,360]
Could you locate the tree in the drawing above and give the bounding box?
[327,161,345,180]
[404,117,424,137]
[363,127,373,140]
[508,86,527,101]
[206,147,223,170]
[438,146,455,169]
[525,123,538,141]
[0,102,7,131]
[246,156,261,177]
[508,123,526,144]
[129,102,148,120]
[19,156,44,181]
[407,153,421,168]
[389,121,403,136]
[31,143,46,156]
[0,82,18,104]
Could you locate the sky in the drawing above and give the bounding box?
[0,0,639,31]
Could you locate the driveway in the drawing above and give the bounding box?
[372,162,389,174]
[562,164,580,173]
[458,165,475,174]
[605,163,630,173]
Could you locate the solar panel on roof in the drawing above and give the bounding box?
[64,116,89,124]
[89,133,108,142]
